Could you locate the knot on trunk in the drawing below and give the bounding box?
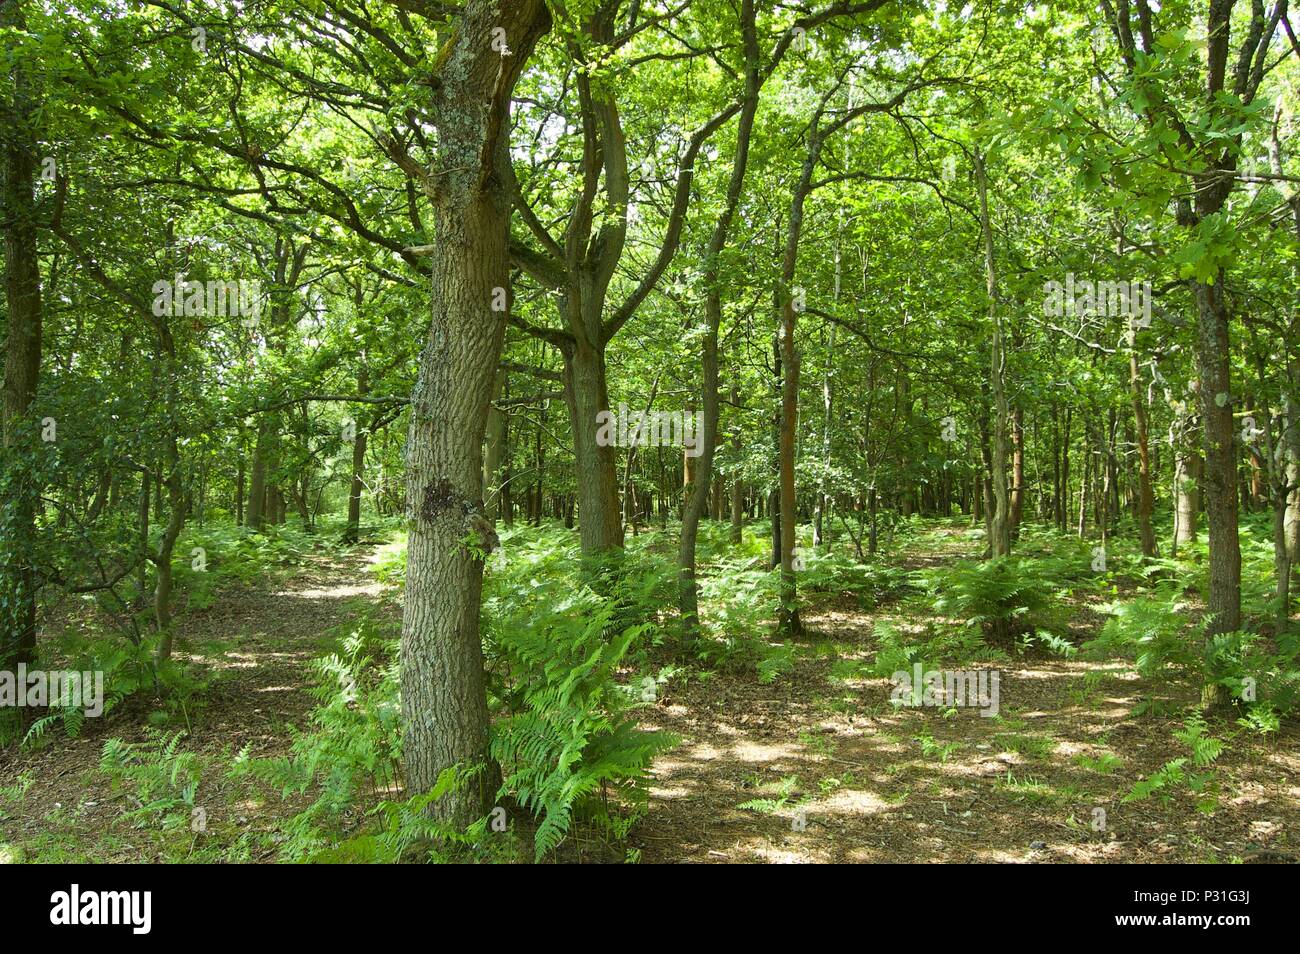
[418,477,499,558]
[420,477,466,523]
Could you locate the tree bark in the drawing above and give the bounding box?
[975,150,1011,559]
[400,0,550,826]
[1128,326,1158,558]
[1,0,43,668]
[1194,276,1242,707]
[483,367,506,522]
[343,367,370,545]
[678,0,759,642]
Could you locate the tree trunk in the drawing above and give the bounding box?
[1194,277,1242,707]
[975,151,1011,559]
[1129,329,1158,558]
[1,0,43,668]
[246,416,271,531]
[483,367,506,522]
[678,1,759,642]
[1009,405,1025,536]
[562,338,623,556]
[400,0,549,826]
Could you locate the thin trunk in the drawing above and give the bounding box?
[1129,328,1158,558]
[975,150,1011,559]
[679,0,758,641]
[483,367,506,523]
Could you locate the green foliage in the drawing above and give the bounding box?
[1074,752,1123,775]
[99,729,202,828]
[867,617,1001,679]
[1084,583,1195,679]
[916,557,1068,643]
[737,775,804,815]
[307,767,500,864]
[915,730,960,762]
[1125,716,1225,814]
[9,630,209,748]
[229,608,402,862]
[1088,580,1300,718]
[484,549,676,860]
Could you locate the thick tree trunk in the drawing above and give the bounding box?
[1,0,43,668]
[400,0,549,826]
[562,339,623,556]
[246,416,271,531]
[1194,277,1242,707]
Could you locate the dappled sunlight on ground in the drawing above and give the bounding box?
[633,526,1300,864]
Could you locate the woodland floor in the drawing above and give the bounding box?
[634,528,1300,864]
[3,526,1299,864]
[0,545,398,862]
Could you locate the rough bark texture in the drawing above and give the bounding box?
[1,0,43,667]
[1194,277,1242,704]
[1173,446,1202,549]
[563,339,623,555]
[400,0,549,827]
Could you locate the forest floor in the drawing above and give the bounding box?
[3,524,1299,863]
[632,526,1300,864]
[0,545,397,862]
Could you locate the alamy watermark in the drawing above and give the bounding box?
[50,885,151,934]
[596,404,704,458]
[151,277,262,325]
[890,663,1000,717]
[1043,273,1151,326]
[0,665,104,717]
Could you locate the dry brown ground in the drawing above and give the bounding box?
[3,527,1298,864]
[632,528,1300,864]
[0,546,393,862]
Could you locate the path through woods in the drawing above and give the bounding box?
[6,528,1295,864]
[0,545,394,862]
[634,527,1300,864]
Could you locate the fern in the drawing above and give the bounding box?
[1124,716,1224,813]
[485,563,676,860]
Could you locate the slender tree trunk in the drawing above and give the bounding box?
[246,416,271,531]
[483,367,506,523]
[153,432,185,659]
[975,151,1011,559]
[678,0,759,641]
[343,367,369,544]
[1129,327,1158,558]
[1009,405,1025,535]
